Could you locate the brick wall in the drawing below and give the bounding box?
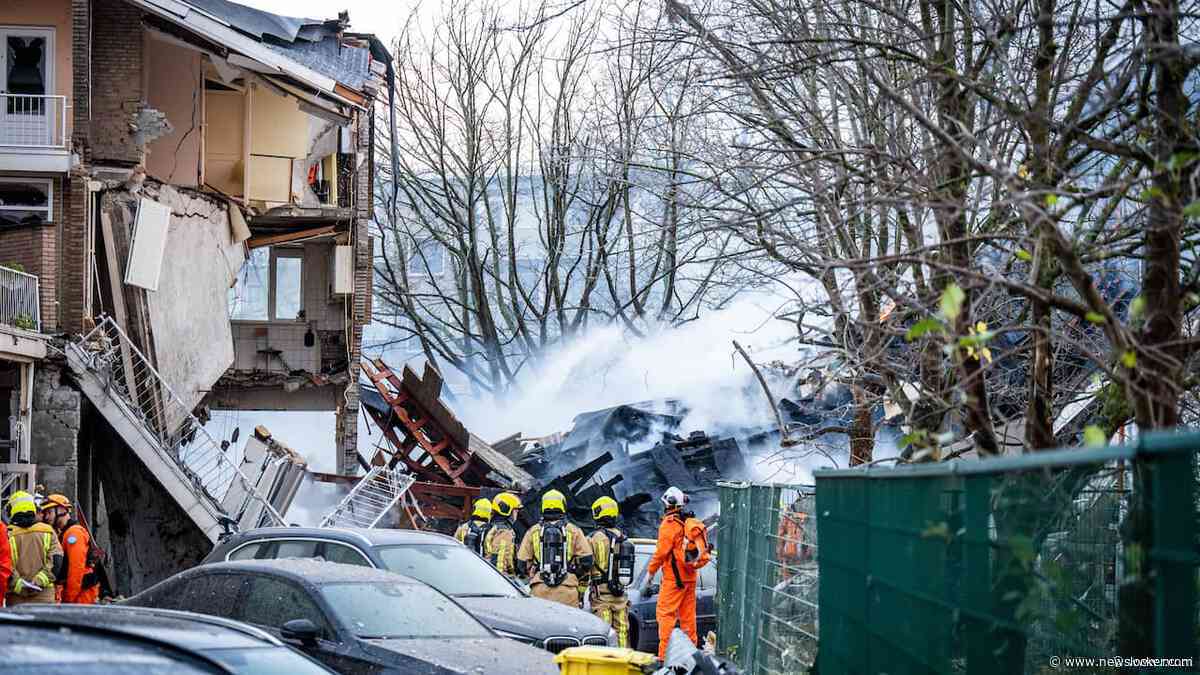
[0,224,56,330]
[72,0,90,159]
[58,171,89,334]
[90,0,145,165]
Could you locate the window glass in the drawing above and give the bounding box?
[229,248,269,320]
[274,255,302,320]
[699,563,716,590]
[201,648,330,675]
[6,36,47,97]
[406,237,445,276]
[240,577,331,639]
[0,180,51,227]
[319,582,490,639]
[229,543,263,561]
[375,544,520,597]
[275,540,319,559]
[321,543,371,567]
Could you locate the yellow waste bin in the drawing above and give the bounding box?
[554,646,659,675]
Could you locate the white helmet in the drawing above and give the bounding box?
[661,486,689,509]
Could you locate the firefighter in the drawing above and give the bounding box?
[485,492,521,576]
[516,489,593,607]
[587,496,632,648]
[777,498,811,581]
[454,498,493,557]
[5,490,61,606]
[0,511,10,607]
[40,494,100,604]
[647,486,697,658]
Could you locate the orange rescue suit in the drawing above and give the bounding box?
[646,511,697,658]
[59,523,98,604]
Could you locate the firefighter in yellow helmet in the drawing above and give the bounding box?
[587,496,633,647]
[5,490,62,606]
[454,498,493,557]
[484,492,521,577]
[516,490,593,607]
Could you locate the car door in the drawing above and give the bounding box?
[237,574,377,675]
[696,563,718,639]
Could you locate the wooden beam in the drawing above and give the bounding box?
[246,225,336,249]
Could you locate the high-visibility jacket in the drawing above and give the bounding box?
[647,512,696,585]
[484,522,517,576]
[777,512,811,562]
[0,521,11,605]
[8,522,61,603]
[588,527,628,596]
[516,520,592,587]
[59,523,99,604]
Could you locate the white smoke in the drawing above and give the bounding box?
[452,292,801,441]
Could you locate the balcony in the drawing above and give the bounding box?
[0,94,71,173]
[0,266,46,361]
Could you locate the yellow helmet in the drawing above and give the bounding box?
[591,496,619,520]
[541,489,567,515]
[493,492,521,517]
[7,490,36,518]
[471,498,493,520]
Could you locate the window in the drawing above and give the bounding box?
[319,582,491,639]
[406,237,445,277]
[228,247,304,321]
[2,27,53,117]
[699,563,716,591]
[229,542,266,561]
[320,542,371,567]
[239,576,332,640]
[275,540,319,559]
[375,544,521,598]
[0,178,51,228]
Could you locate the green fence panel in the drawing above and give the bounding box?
[811,432,1199,674]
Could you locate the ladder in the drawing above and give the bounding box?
[320,465,415,529]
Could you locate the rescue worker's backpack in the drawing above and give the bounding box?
[680,515,712,570]
[463,520,491,557]
[539,520,568,587]
[601,529,635,595]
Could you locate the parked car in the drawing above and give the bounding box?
[204,526,616,652]
[123,558,559,674]
[2,604,334,674]
[625,538,718,654]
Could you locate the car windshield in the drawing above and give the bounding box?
[319,582,492,640]
[375,544,521,598]
[202,648,331,674]
[634,549,653,585]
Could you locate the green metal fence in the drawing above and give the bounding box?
[717,432,1199,674]
[717,482,818,674]
[816,432,1197,673]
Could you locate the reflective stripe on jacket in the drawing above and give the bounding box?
[9,522,60,590]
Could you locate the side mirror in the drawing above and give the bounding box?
[280,618,320,646]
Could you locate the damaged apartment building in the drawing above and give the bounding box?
[0,0,389,593]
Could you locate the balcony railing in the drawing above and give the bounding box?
[0,266,41,332]
[0,94,68,149]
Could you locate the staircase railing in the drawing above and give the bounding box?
[320,465,415,529]
[68,316,285,530]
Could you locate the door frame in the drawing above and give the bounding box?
[0,26,56,96]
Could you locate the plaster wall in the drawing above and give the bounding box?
[144,34,202,186]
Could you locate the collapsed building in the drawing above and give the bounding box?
[0,0,389,593]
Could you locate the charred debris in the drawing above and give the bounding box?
[348,357,873,539]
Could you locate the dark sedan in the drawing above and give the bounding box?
[3,604,334,674]
[124,559,559,674]
[625,538,718,654]
[204,526,615,652]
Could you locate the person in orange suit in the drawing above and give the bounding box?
[0,516,11,607]
[777,499,811,581]
[646,486,697,659]
[40,494,99,604]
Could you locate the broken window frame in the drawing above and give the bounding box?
[0,176,52,226]
[1,26,55,101]
[229,245,305,323]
